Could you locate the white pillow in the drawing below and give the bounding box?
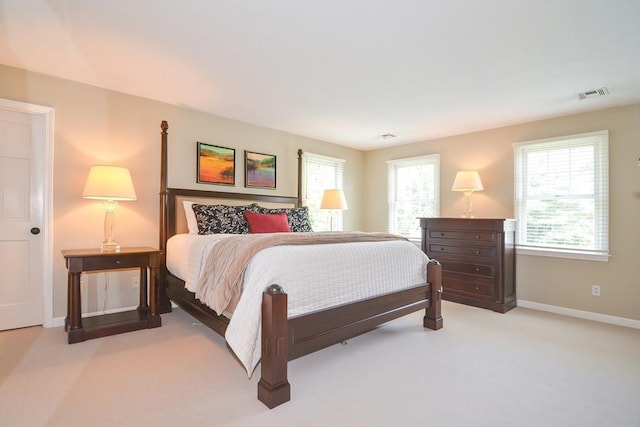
[183,201,198,234]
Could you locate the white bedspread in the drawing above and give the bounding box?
[166,233,429,376]
[167,233,233,292]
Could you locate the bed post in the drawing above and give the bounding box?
[424,259,443,330]
[297,149,303,206]
[158,121,172,313]
[258,285,291,409]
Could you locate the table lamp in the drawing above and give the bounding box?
[82,165,137,252]
[451,171,484,218]
[320,189,348,231]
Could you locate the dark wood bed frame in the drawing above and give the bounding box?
[156,120,443,408]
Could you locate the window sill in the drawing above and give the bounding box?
[516,246,609,262]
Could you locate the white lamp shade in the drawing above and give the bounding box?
[451,171,484,192]
[82,165,137,201]
[320,189,348,210]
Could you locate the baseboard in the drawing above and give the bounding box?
[49,302,179,328]
[50,305,140,328]
[518,299,640,329]
[50,300,638,330]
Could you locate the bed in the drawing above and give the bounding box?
[155,120,443,408]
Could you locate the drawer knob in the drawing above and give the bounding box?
[115,260,121,264]
[475,235,480,239]
[440,232,445,237]
[440,247,445,251]
[475,250,481,255]
[475,267,480,272]
[475,286,480,290]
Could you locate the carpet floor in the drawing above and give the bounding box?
[1,301,639,427]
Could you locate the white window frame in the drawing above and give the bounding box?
[301,152,346,231]
[387,154,440,240]
[514,130,609,261]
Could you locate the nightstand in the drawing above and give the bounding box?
[62,247,162,343]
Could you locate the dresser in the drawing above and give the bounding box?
[420,218,516,313]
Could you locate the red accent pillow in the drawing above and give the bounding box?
[244,212,291,233]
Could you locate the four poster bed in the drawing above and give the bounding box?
[156,121,443,409]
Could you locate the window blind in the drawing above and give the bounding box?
[514,130,609,260]
[301,152,345,231]
[387,154,440,239]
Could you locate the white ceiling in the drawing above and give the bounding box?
[1,1,639,150]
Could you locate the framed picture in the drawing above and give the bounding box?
[197,142,235,186]
[245,150,276,189]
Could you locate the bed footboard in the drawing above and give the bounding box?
[257,259,443,409]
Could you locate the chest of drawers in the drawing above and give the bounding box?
[420,218,516,313]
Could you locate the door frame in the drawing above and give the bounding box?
[0,98,55,327]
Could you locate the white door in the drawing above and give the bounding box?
[0,108,45,330]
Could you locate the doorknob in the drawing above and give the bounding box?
[30,227,41,235]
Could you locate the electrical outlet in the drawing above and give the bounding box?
[592,284,601,296]
[131,275,140,288]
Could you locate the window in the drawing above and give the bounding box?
[514,130,609,261]
[301,152,345,231]
[387,154,440,239]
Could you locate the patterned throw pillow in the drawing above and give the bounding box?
[256,205,313,232]
[191,203,260,234]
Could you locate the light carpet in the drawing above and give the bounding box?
[1,301,639,427]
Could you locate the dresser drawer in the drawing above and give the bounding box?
[428,230,496,243]
[442,273,494,297]
[441,260,494,278]
[83,254,149,271]
[427,243,496,259]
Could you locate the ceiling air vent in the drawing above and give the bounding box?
[576,87,609,100]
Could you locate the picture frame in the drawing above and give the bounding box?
[244,150,276,189]
[197,142,235,186]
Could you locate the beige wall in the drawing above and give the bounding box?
[1,63,638,323]
[364,104,640,321]
[0,65,364,319]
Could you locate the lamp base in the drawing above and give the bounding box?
[101,241,120,252]
[101,201,120,252]
[461,192,475,219]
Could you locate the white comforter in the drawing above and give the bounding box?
[167,233,429,376]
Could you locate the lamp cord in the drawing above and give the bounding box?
[103,272,109,313]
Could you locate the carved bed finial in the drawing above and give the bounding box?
[161,120,168,133]
[265,284,286,295]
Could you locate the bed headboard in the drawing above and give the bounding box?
[159,121,301,253]
[167,188,299,237]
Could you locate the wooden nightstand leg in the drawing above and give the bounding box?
[68,272,82,330]
[137,267,148,313]
[65,273,71,331]
[67,270,87,344]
